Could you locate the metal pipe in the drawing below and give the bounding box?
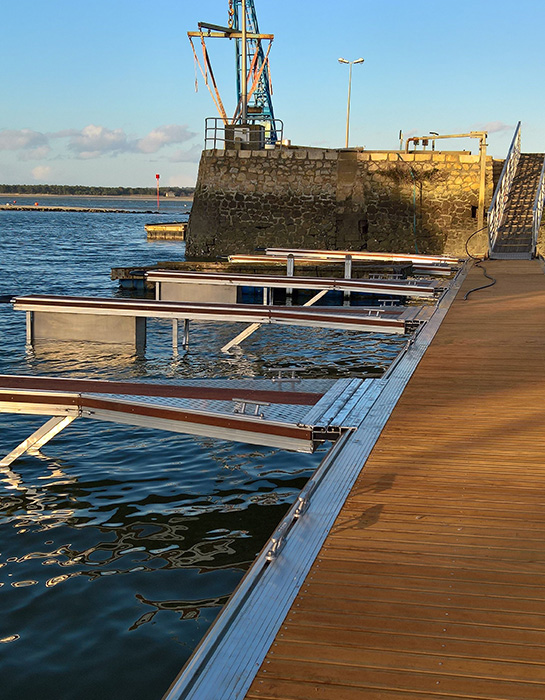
[172,319,178,353]
[343,255,352,302]
[477,134,487,233]
[338,58,364,148]
[345,61,352,148]
[26,311,33,345]
[286,253,294,297]
[241,0,248,123]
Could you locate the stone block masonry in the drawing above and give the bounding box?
[186,147,494,258]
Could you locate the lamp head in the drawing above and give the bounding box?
[353,58,365,64]
[338,58,349,64]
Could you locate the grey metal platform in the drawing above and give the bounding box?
[0,375,372,464]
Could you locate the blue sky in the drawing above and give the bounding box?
[1,0,544,187]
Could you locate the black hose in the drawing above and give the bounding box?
[462,226,497,300]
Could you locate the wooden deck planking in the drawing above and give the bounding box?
[246,260,545,700]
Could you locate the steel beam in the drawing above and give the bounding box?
[0,415,76,467]
[220,288,329,353]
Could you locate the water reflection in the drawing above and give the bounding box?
[130,592,230,629]
[19,325,406,379]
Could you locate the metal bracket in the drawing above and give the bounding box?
[369,273,403,280]
[232,398,270,419]
[269,367,303,389]
[265,520,290,561]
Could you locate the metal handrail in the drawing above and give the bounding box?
[204,117,284,150]
[532,155,545,253]
[488,121,521,252]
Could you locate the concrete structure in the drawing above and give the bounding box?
[187,146,497,259]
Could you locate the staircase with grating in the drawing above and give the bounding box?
[490,152,545,259]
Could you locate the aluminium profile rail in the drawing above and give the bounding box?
[263,246,462,265]
[0,388,317,458]
[13,295,409,335]
[227,253,456,276]
[145,270,441,297]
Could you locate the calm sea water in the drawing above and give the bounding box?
[0,198,406,700]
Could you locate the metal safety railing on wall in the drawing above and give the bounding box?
[532,155,545,253]
[488,121,521,252]
[204,117,284,150]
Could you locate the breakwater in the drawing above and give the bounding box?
[187,146,497,259]
[1,204,158,214]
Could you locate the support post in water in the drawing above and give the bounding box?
[172,318,179,353]
[286,254,295,297]
[183,319,190,350]
[26,311,33,345]
[344,254,353,304]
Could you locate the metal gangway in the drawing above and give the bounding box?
[488,121,545,259]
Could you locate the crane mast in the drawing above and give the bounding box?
[230,0,276,130]
[188,0,279,146]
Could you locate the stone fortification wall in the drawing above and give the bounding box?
[186,147,494,258]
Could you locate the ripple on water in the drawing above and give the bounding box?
[0,201,409,700]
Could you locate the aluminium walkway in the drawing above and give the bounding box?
[166,260,545,699]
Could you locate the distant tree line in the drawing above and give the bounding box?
[0,184,195,197]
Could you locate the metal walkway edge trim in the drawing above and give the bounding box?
[162,262,469,700]
[298,377,362,427]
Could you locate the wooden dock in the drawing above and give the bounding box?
[165,259,545,699]
[243,259,545,699]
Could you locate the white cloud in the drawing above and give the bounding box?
[20,145,51,161]
[0,128,48,151]
[137,124,196,154]
[474,121,514,134]
[31,165,52,180]
[61,124,131,159]
[0,123,198,162]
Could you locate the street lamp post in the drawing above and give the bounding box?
[338,57,364,148]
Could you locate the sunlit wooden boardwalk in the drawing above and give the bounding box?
[244,259,545,700]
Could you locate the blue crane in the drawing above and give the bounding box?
[188,0,279,145]
[229,0,276,130]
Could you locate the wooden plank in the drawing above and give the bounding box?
[244,260,545,700]
[251,658,545,699]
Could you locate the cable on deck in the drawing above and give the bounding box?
[463,226,497,300]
